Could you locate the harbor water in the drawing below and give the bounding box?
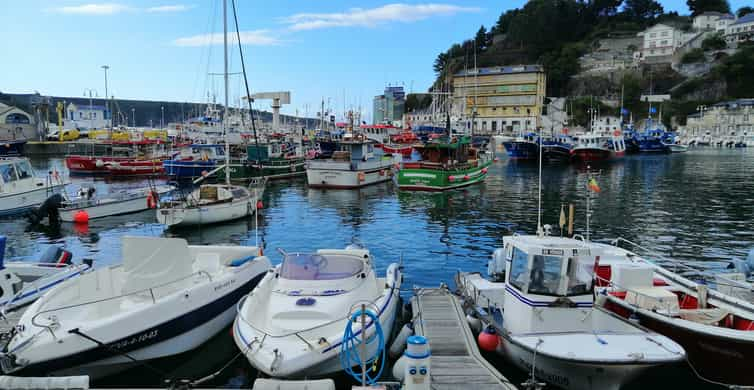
[8,148,754,388]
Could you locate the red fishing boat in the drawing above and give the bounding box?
[104,160,165,176]
[65,155,134,174]
[377,143,413,157]
[65,140,170,175]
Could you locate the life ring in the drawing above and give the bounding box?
[358,172,366,182]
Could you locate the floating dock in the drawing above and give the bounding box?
[411,287,516,390]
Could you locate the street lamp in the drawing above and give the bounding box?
[83,88,98,130]
[131,108,136,128]
[101,65,110,127]
[161,106,164,129]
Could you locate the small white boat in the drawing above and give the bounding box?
[665,143,688,153]
[0,157,67,216]
[156,178,264,228]
[57,185,174,222]
[306,134,398,189]
[0,236,271,378]
[457,232,686,390]
[0,236,90,312]
[233,246,402,378]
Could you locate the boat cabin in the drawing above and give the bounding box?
[331,135,375,162]
[246,141,294,162]
[0,158,42,192]
[414,136,474,164]
[177,144,225,161]
[500,235,596,334]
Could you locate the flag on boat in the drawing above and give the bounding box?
[588,178,601,193]
[559,204,566,229]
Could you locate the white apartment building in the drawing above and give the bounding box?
[693,12,734,31]
[683,99,754,140]
[66,102,111,129]
[725,13,754,44]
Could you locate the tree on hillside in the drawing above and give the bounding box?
[702,33,727,51]
[492,9,520,34]
[687,0,730,16]
[737,6,754,17]
[585,0,624,19]
[475,25,490,51]
[624,0,664,20]
[433,52,449,76]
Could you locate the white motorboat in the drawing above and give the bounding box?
[0,236,271,378]
[56,184,174,222]
[0,236,90,312]
[233,246,402,378]
[665,143,688,153]
[457,232,686,390]
[156,178,264,228]
[306,134,398,189]
[0,157,67,216]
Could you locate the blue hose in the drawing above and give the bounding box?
[340,309,386,385]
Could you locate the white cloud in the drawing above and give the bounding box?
[53,3,131,15]
[282,3,480,31]
[147,4,194,13]
[173,30,280,47]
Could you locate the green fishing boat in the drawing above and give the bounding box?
[222,141,307,182]
[395,135,493,191]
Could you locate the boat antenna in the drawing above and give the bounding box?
[222,0,230,186]
[536,123,543,237]
[231,0,261,168]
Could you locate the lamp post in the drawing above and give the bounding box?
[83,88,98,130]
[101,65,110,127]
[131,108,136,128]
[161,106,164,129]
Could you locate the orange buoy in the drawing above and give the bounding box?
[256,200,264,210]
[73,210,89,224]
[478,326,499,352]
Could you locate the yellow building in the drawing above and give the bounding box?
[452,65,546,135]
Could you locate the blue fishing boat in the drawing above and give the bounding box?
[638,128,670,153]
[502,132,539,161]
[540,134,572,164]
[0,140,26,156]
[622,124,640,154]
[163,144,225,180]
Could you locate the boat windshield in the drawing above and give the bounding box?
[280,253,364,281]
[528,254,564,295]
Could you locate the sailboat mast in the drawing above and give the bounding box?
[223,0,231,186]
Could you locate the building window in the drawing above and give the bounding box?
[93,113,97,119]
[482,121,487,131]
[661,31,669,36]
[650,33,657,38]
[492,121,497,132]
[4,113,30,124]
[79,112,83,119]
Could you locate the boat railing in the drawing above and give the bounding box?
[0,264,89,319]
[611,237,753,293]
[29,269,213,337]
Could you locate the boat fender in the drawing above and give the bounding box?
[463,175,470,181]
[256,200,264,210]
[95,159,104,168]
[448,175,455,182]
[466,312,482,334]
[477,325,499,352]
[389,323,414,359]
[146,191,157,209]
[481,167,488,174]
[73,210,89,224]
[358,172,366,182]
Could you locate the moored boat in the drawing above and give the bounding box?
[104,159,164,176]
[223,141,307,182]
[65,140,169,175]
[571,133,624,163]
[502,132,539,161]
[163,144,225,180]
[0,236,270,378]
[457,232,686,390]
[233,245,401,378]
[306,134,397,189]
[540,134,573,164]
[395,135,492,191]
[377,143,413,157]
[56,184,174,222]
[0,157,67,216]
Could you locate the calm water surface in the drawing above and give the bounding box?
[9,148,754,388]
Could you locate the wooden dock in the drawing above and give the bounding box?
[411,288,516,390]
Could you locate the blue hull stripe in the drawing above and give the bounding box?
[505,285,592,308]
[0,268,87,307]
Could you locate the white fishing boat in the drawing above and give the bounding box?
[156,178,263,228]
[306,134,398,189]
[457,231,686,390]
[0,157,67,216]
[56,185,174,222]
[156,0,264,228]
[233,246,401,378]
[0,236,90,312]
[0,236,271,378]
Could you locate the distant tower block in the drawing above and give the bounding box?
[248,92,291,132]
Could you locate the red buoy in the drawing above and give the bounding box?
[481,168,488,174]
[256,200,264,210]
[448,176,455,182]
[463,175,470,181]
[73,210,89,224]
[478,326,499,352]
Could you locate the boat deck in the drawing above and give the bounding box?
[411,288,516,390]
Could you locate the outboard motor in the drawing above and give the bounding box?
[38,246,73,267]
[27,193,64,225]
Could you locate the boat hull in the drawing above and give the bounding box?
[156,196,257,228]
[305,158,394,189]
[0,184,66,216]
[502,141,538,161]
[541,145,571,164]
[571,147,613,163]
[104,160,164,176]
[395,160,492,191]
[59,187,172,222]
[222,158,306,182]
[163,160,218,180]
[378,144,413,157]
[65,156,133,175]
[500,336,661,390]
[638,139,670,153]
[603,296,754,386]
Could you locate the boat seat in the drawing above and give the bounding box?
[194,253,221,275]
[679,308,730,325]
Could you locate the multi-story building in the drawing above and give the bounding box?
[635,24,697,63]
[693,11,734,31]
[725,13,754,45]
[372,86,405,125]
[66,102,111,129]
[452,65,546,135]
[682,99,754,141]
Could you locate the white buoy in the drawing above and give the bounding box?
[403,335,430,390]
[388,323,413,359]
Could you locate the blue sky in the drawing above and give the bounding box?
[0,1,748,121]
